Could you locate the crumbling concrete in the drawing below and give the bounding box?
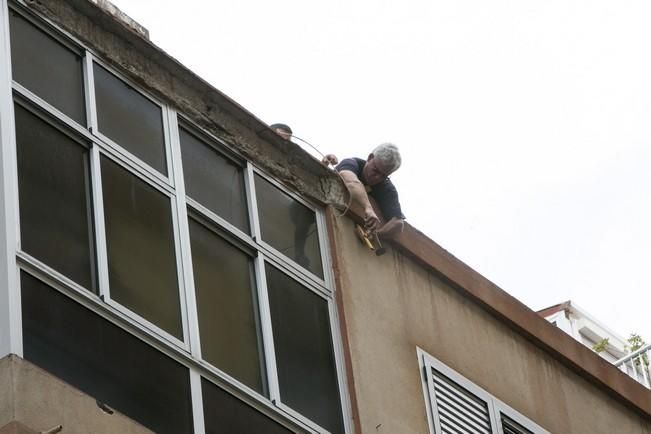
[19,0,347,208]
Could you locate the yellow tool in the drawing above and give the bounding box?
[355,225,386,256]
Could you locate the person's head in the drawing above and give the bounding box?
[270,123,293,141]
[363,142,402,185]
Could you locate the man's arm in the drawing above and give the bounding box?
[377,216,405,239]
[338,170,381,232]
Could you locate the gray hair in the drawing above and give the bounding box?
[372,142,402,173]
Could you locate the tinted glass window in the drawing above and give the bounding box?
[202,378,294,434]
[9,11,85,124]
[15,105,96,291]
[255,175,323,278]
[101,157,182,339]
[21,272,194,434]
[189,217,265,393]
[94,63,166,174]
[266,265,343,434]
[180,128,248,232]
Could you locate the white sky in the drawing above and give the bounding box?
[110,0,651,341]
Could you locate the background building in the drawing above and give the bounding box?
[0,1,649,433]
[539,300,630,363]
[539,300,651,389]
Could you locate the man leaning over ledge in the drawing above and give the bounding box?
[325,143,405,238]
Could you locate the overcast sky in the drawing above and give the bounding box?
[110,0,651,341]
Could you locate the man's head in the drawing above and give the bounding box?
[270,123,293,141]
[363,142,402,185]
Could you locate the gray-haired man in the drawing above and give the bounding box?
[331,143,405,237]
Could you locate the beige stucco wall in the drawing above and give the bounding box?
[0,355,152,434]
[331,216,651,434]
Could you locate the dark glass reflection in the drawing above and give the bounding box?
[180,128,249,232]
[101,157,182,339]
[21,272,194,434]
[255,175,323,278]
[189,217,265,393]
[202,378,294,434]
[9,11,85,124]
[15,105,96,291]
[266,265,344,434]
[94,63,167,174]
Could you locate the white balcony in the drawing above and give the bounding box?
[615,343,651,389]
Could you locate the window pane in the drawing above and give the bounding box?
[9,11,85,124]
[202,378,294,434]
[266,265,344,434]
[502,414,534,434]
[21,272,194,434]
[15,105,96,291]
[255,175,323,278]
[94,63,166,174]
[101,157,182,339]
[180,128,249,232]
[189,217,265,393]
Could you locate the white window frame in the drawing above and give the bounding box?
[0,0,21,359]
[3,2,352,434]
[249,164,332,290]
[88,54,175,185]
[418,348,549,434]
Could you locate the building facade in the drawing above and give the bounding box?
[0,1,649,433]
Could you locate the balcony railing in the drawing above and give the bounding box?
[614,343,651,389]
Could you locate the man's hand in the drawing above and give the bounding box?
[321,154,339,166]
[364,208,381,232]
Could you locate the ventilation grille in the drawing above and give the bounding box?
[501,413,534,434]
[431,369,492,434]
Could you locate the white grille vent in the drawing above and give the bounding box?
[420,350,550,434]
[431,368,492,434]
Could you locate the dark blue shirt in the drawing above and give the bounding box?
[336,157,404,220]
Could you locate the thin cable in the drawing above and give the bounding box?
[290,134,326,159]
[289,133,351,217]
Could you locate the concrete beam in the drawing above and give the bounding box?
[21,0,347,208]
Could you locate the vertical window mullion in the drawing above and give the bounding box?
[83,52,97,133]
[245,163,262,241]
[327,298,353,434]
[89,145,110,301]
[189,369,206,434]
[321,209,352,433]
[162,105,190,348]
[248,162,281,401]
[85,52,110,301]
[168,183,191,349]
[254,255,281,404]
[0,0,22,358]
[316,210,334,290]
[167,108,201,357]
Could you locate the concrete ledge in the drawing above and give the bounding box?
[0,421,39,434]
[0,355,152,434]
